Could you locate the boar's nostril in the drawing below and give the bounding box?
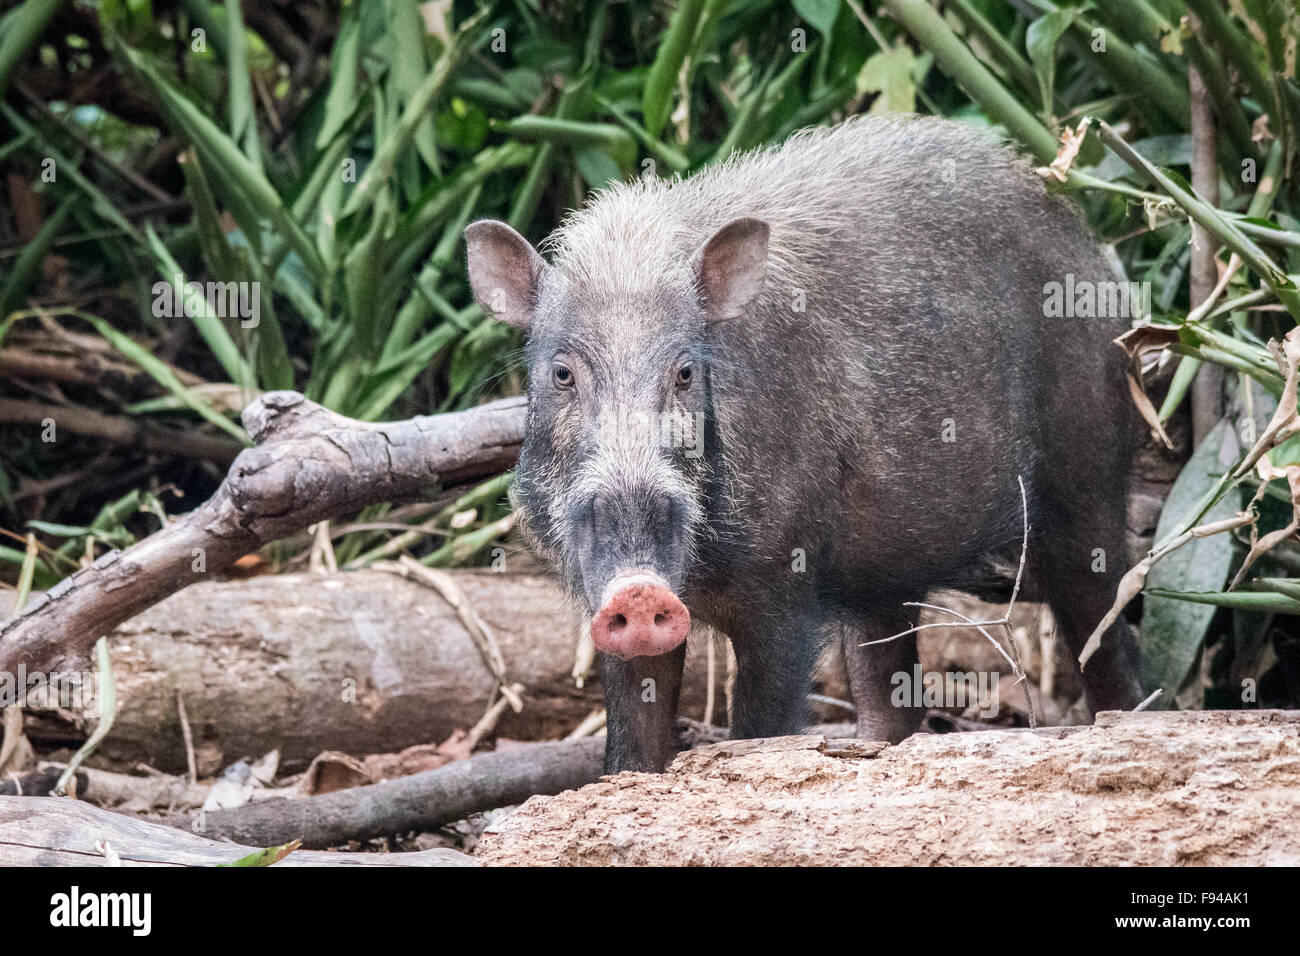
[610,613,628,633]
[654,612,668,626]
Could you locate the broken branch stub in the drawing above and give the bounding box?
[0,391,528,676]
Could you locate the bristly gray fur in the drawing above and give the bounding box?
[543,114,1049,309]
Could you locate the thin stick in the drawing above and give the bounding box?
[54,636,117,796]
[308,520,339,574]
[861,476,1036,727]
[175,689,197,786]
[807,693,856,714]
[565,708,608,740]
[467,683,527,749]
[1133,689,1162,712]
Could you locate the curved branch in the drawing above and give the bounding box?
[0,391,527,675]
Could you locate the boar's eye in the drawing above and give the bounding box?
[675,363,694,390]
[552,362,574,389]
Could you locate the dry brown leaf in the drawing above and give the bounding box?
[1231,464,1300,588]
[1080,512,1253,668]
[301,751,372,795]
[1043,118,1091,183]
[1114,325,1178,449]
[1252,113,1273,144]
[1235,327,1300,479]
[362,731,474,780]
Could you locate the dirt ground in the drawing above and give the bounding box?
[477,710,1300,866]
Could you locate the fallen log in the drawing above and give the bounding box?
[20,574,1063,774]
[0,795,473,866]
[186,737,604,849]
[0,391,527,676]
[84,570,718,772]
[171,720,729,850]
[476,710,1300,866]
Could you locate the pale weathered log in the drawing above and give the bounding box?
[0,765,209,810]
[0,795,474,866]
[83,570,718,772]
[476,710,1300,866]
[0,391,527,677]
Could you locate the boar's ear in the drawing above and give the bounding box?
[692,217,770,321]
[465,219,549,329]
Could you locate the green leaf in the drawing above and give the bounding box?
[119,44,326,281]
[1091,135,1192,182]
[642,0,707,136]
[0,194,75,316]
[1146,589,1300,615]
[0,0,63,98]
[494,116,636,170]
[144,225,256,390]
[0,104,141,241]
[25,520,96,538]
[389,0,440,172]
[574,146,621,190]
[316,4,360,149]
[1024,9,1072,121]
[224,0,263,173]
[792,0,840,38]
[856,44,916,115]
[76,309,250,443]
[340,7,487,220]
[218,839,302,867]
[1140,419,1242,704]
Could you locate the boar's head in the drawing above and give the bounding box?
[465,216,769,660]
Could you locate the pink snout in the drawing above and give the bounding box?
[590,571,690,660]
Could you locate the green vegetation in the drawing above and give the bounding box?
[2,0,1299,709]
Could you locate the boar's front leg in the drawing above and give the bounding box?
[600,643,687,773]
[727,610,823,741]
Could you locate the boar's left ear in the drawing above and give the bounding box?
[692,217,770,321]
[465,219,549,329]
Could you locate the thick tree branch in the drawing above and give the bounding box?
[178,720,729,850]
[0,391,527,676]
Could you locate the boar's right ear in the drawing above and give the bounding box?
[465,219,549,329]
[692,217,770,322]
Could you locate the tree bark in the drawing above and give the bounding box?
[0,391,527,677]
[476,710,1300,865]
[180,737,609,850]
